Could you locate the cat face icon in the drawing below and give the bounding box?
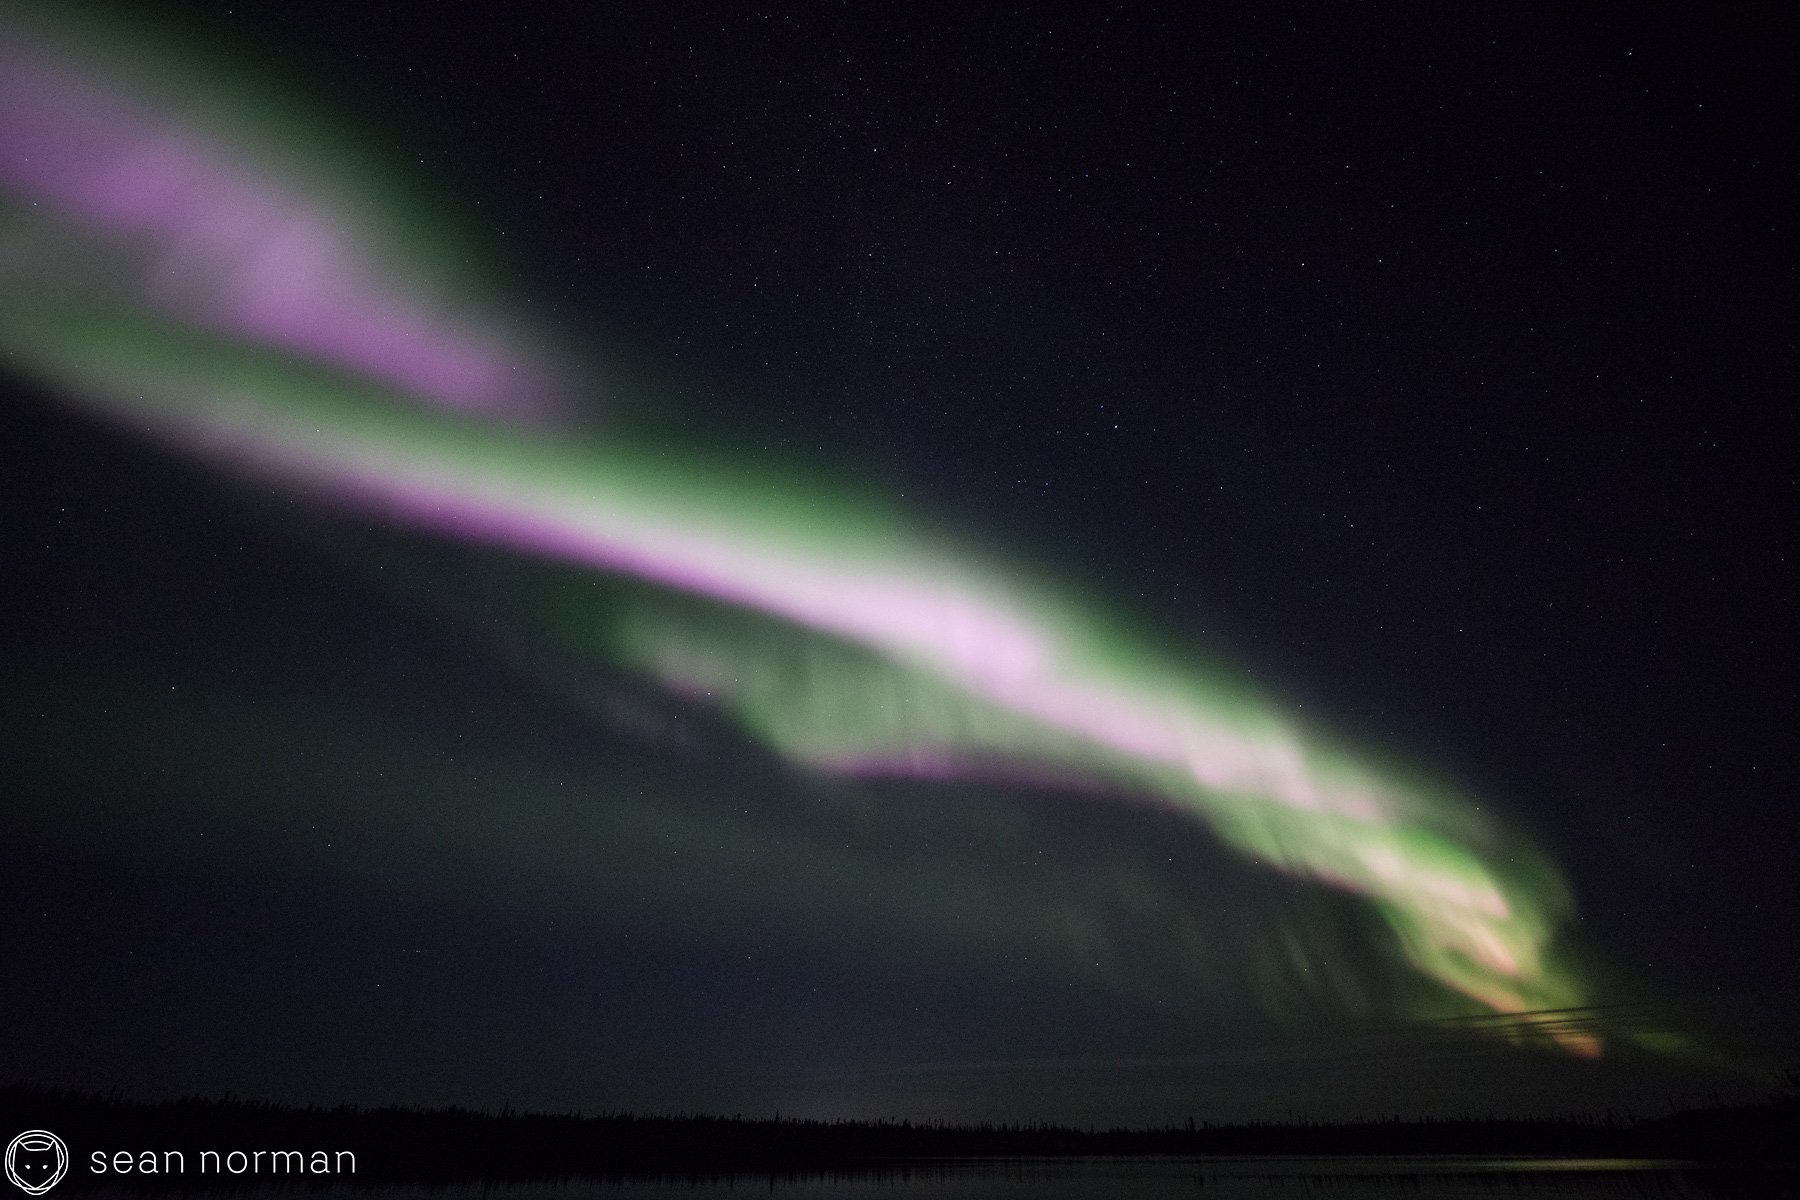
[5,1132,68,1195]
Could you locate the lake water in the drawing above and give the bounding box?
[569,1158,1788,1197]
[81,1158,1792,1199]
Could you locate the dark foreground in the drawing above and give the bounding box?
[5,1084,1796,1188]
[52,1161,1800,1200]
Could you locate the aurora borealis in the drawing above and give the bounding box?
[2,1,1792,1123]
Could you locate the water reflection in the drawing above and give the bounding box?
[76,1158,1797,1199]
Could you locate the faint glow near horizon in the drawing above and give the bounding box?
[0,11,1600,1056]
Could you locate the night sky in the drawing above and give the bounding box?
[2,1,1795,1125]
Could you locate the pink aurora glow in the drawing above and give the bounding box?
[0,21,1593,1052]
[0,20,1398,835]
[0,34,559,419]
[267,451,1390,832]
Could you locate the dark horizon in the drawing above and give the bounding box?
[7,1081,1798,1182]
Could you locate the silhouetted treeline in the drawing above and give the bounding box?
[4,1081,1795,1187]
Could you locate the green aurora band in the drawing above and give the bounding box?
[0,8,1601,1055]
